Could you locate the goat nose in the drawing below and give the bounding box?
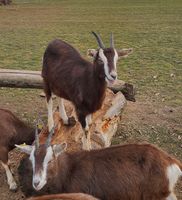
[33,181,40,188]
[111,74,117,80]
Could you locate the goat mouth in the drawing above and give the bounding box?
[33,180,47,191]
[105,76,115,84]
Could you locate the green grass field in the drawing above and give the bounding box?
[0,0,182,105]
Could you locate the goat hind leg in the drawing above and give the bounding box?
[47,96,54,132]
[78,113,91,150]
[44,81,54,132]
[1,161,17,191]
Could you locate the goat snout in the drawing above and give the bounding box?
[110,71,117,80]
[33,176,47,191]
[111,74,117,80]
[33,181,39,189]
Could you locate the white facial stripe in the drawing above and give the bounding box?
[31,146,53,191]
[99,49,114,81]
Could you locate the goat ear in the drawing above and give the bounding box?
[15,144,33,154]
[52,142,67,157]
[117,48,133,58]
[87,49,98,58]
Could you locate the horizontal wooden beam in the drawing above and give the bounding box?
[0,68,135,101]
[0,69,43,89]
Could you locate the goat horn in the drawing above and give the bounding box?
[92,31,105,49]
[110,32,114,48]
[35,124,39,149]
[46,125,56,148]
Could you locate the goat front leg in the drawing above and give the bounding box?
[1,161,17,191]
[47,96,54,132]
[57,97,76,126]
[78,113,91,150]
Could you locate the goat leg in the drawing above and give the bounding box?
[58,97,76,126]
[82,129,91,151]
[1,161,17,191]
[78,112,92,150]
[47,97,54,132]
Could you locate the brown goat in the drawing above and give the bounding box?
[27,193,99,200]
[0,108,36,191]
[42,32,132,150]
[17,130,182,200]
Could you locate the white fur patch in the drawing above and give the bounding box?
[99,49,114,82]
[1,162,17,190]
[31,146,53,191]
[167,164,182,191]
[47,98,54,132]
[86,114,92,126]
[58,97,68,125]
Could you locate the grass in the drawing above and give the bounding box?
[0,0,182,106]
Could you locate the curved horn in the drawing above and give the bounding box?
[110,32,114,48]
[46,125,56,148]
[35,124,39,149]
[92,31,105,49]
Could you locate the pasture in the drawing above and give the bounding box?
[0,0,182,199]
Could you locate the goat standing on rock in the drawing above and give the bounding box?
[42,32,132,150]
[17,129,182,200]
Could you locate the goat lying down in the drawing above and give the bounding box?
[27,193,99,200]
[16,128,182,200]
[42,32,132,150]
[0,108,36,191]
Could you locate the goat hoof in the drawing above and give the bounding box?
[10,183,18,192]
[67,116,76,126]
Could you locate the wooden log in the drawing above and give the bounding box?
[0,69,135,101]
[0,69,42,89]
[108,80,136,102]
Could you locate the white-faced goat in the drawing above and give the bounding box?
[16,129,182,200]
[27,193,99,200]
[42,32,133,150]
[0,108,36,191]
